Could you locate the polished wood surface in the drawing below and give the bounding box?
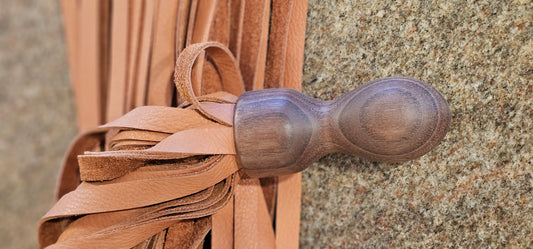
[234,77,451,177]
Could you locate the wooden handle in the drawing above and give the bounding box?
[234,77,451,177]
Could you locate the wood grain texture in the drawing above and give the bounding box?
[234,77,451,177]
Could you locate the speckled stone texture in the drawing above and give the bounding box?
[0,1,76,249]
[301,0,532,248]
[0,0,531,248]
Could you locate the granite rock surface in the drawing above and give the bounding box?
[301,0,532,248]
[0,1,76,249]
[0,0,531,248]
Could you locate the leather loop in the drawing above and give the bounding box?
[174,42,245,126]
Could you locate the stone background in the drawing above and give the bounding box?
[0,1,77,249]
[0,0,531,248]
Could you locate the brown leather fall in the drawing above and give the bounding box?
[41,0,308,248]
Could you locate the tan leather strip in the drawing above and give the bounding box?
[195,91,238,103]
[102,106,213,133]
[56,182,232,249]
[238,0,271,91]
[212,194,234,249]
[228,0,244,60]
[110,130,170,145]
[275,174,301,249]
[133,230,166,249]
[189,0,218,96]
[56,208,147,243]
[185,0,198,47]
[164,220,195,249]
[99,0,111,118]
[175,0,192,55]
[259,177,278,222]
[108,180,230,231]
[202,0,230,95]
[254,0,272,90]
[46,176,233,248]
[146,0,180,106]
[198,0,230,98]
[125,0,144,111]
[110,140,157,151]
[76,124,236,181]
[264,0,292,89]
[234,178,276,249]
[41,160,237,247]
[198,102,235,124]
[152,230,167,249]
[56,187,213,243]
[189,217,213,249]
[76,0,104,131]
[42,155,237,219]
[148,126,235,154]
[281,0,308,90]
[60,0,79,95]
[48,219,177,249]
[202,60,224,94]
[134,0,157,107]
[208,0,230,45]
[106,0,130,122]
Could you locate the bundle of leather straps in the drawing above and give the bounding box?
[38,0,308,248]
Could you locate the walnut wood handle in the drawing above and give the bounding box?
[234,77,451,177]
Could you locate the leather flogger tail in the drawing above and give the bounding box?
[41,0,309,247]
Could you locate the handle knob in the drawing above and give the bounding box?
[234,77,451,177]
